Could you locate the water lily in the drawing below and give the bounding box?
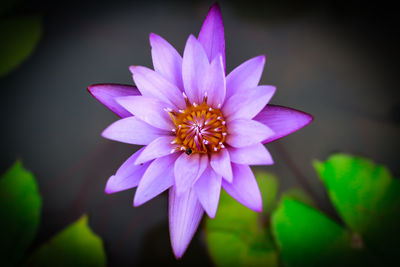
[88,3,312,258]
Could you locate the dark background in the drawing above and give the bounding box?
[0,0,399,266]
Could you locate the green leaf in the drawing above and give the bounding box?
[281,188,315,207]
[271,198,352,267]
[205,171,279,267]
[0,16,42,77]
[314,154,400,262]
[313,154,400,232]
[27,215,106,267]
[0,161,42,267]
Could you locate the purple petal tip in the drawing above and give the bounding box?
[210,2,221,12]
[173,250,184,260]
[297,109,314,126]
[87,84,94,94]
[101,128,110,139]
[129,65,137,74]
[187,34,197,42]
[133,197,142,207]
[104,176,116,194]
[86,84,102,97]
[149,32,159,44]
[255,105,314,144]
[254,203,263,213]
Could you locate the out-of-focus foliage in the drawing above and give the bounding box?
[0,16,42,77]
[205,171,314,267]
[272,198,352,267]
[0,161,106,267]
[0,161,41,267]
[27,215,107,267]
[314,154,400,264]
[314,154,394,233]
[279,188,315,207]
[206,154,400,267]
[205,172,279,267]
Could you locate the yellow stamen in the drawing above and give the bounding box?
[168,97,227,154]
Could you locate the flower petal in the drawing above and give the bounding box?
[102,116,168,145]
[194,166,222,218]
[228,143,274,165]
[226,119,274,148]
[196,154,209,182]
[169,186,204,259]
[226,55,265,98]
[198,2,225,69]
[222,163,262,212]
[210,148,232,182]
[199,54,226,107]
[116,95,174,130]
[182,35,209,104]
[149,33,184,90]
[253,105,313,144]
[129,65,185,109]
[135,136,176,165]
[223,85,276,121]
[105,147,149,194]
[174,153,200,195]
[134,153,179,207]
[87,83,140,118]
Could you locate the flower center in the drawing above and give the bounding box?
[168,93,227,154]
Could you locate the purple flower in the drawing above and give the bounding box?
[88,3,312,258]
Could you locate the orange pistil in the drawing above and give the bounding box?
[168,94,227,154]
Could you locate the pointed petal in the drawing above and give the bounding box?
[105,147,149,194]
[102,116,169,145]
[222,163,262,212]
[226,55,265,98]
[228,143,274,165]
[182,35,209,104]
[196,154,209,182]
[223,85,276,121]
[210,148,232,182]
[174,153,200,195]
[87,83,140,118]
[198,2,225,69]
[253,105,313,144]
[194,166,222,218]
[129,65,185,109]
[116,95,174,130]
[135,136,176,165]
[226,119,274,148]
[199,54,226,107]
[150,33,184,90]
[169,187,204,258]
[134,153,179,206]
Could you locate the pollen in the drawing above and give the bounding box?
[167,94,227,154]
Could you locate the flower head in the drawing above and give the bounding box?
[88,3,312,258]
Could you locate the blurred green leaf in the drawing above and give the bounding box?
[27,215,106,267]
[0,161,42,267]
[0,16,42,77]
[281,188,315,207]
[313,154,392,233]
[271,198,352,267]
[205,171,279,267]
[314,154,400,263]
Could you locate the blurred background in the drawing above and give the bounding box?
[0,0,399,266]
